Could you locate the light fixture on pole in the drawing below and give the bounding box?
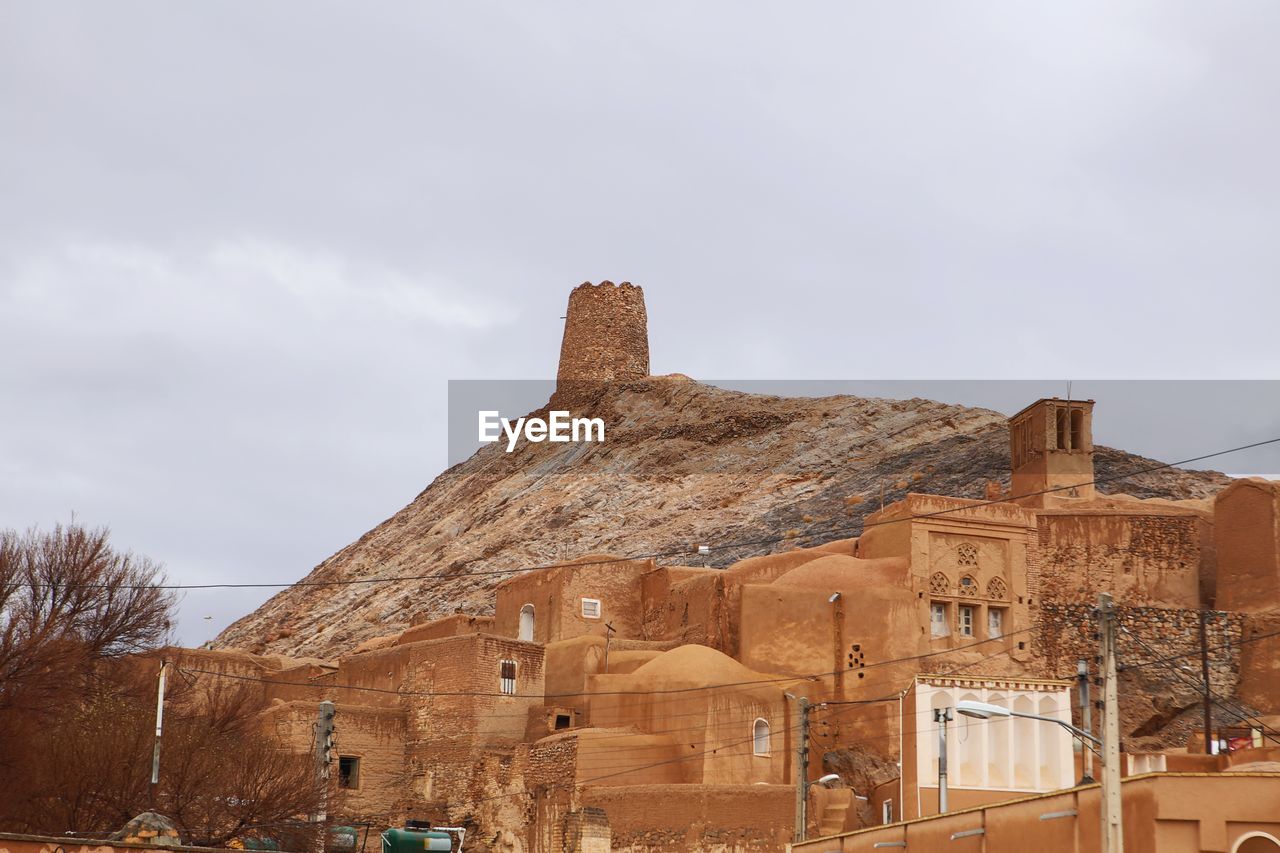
[955,700,1101,752]
[934,707,952,813]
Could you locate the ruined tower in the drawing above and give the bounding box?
[1008,397,1096,505]
[556,281,650,388]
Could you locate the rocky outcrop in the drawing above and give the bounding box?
[214,378,1229,659]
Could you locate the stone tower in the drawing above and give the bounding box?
[1008,397,1096,505]
[556,281,650,387]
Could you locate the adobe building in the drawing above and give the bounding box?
[170,283,1280,853]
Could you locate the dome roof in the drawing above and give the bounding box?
[772,554,909,589]
[628,644,776,689]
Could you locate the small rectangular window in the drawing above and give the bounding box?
[930,603,949,637]
[499,659,517,695]
[988,607,1004,639]
[338,756,360,789]
[882,799,893,825]
[581,598,601,619]
[958,605,974,637]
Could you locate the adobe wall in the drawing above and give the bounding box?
[544,635,674,711]
[1215,479,1280,612]
[644,572,730,650]
[581,784,794,853]
[1031,510,1210,608]
[1239,611,1280,713]
[494,559,651,644]
[794,775,1280,853]
[737,583,918,705]
[570,730,689,785]
[399,614,495,644]
[267,701,410,825]
[556,281,649,385]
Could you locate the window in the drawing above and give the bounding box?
[554,713,572,730]
[959,575,978,597]
[499,659,517,695]
[958,605,974,637]
[881,799,893,825]
[752,718,771,756]
[518,604,535,642]
[338,756,360,789]
[929,572,950,595]
[956,543,978,567]
[986,576,1008,601]
[930,603,949,637]
[581,598,601,619]
[988,607,1005,639]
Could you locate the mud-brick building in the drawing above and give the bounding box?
[172,285,1280,853]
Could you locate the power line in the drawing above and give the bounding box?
[24,435,1279,592]
[1120,624,1280,747]
[175,626,1037,703]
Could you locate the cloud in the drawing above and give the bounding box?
[2,1,1279,643]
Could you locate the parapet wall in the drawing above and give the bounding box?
[557,281,649,386]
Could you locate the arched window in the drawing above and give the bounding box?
[959,576,979,597]
[929,572,950,595]
[1235,833,1280,853]
[519,604,535,642]
[752,718,771,756]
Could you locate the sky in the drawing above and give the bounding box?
[2,2,1279,646]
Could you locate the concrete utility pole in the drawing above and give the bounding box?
[1199,610,1214,756]
[149,659,168,809]
[792,695,811,843]
[314,701,336,853]
[934,707,952,813]
[1098,594,1124,853]
[1078,659,1094,784]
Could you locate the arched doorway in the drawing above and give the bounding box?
[519,604,535,642]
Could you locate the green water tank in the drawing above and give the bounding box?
[382,828,453,853]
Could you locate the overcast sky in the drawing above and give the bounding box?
[3,2,1279,646]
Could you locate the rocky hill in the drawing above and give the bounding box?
[214,376,1229,659]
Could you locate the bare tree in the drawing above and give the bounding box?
[13,673,328,846]
[0,523,174,719]
[0,523,328,845]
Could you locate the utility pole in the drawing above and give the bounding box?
[1078,658,1094,784]
[934,707,952,814]
[1098,593,1124,853]
[791,695,811,843]
[314,700,336,853]
[603,622,616,674]
[1199,610,1214,756]
[149,659,168,810]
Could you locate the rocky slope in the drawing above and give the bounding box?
[214,378,1230,659]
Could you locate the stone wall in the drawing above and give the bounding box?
[1035,603,1245,731]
